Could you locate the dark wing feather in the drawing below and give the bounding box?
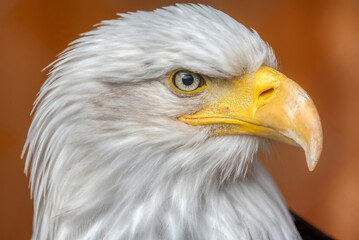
[290,211,334,240]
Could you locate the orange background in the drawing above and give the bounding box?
[1,0,359,239]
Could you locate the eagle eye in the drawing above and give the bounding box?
[169,70,207,94]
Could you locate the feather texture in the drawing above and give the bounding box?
[23,4,300,239]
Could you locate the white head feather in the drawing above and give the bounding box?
[23,4,300,240]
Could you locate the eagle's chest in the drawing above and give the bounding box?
[116,176,300,240]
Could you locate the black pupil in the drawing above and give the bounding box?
[182,74,194,86]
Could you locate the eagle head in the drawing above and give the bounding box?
[24,4,322,240]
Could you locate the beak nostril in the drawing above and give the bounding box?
[259,88,275,100]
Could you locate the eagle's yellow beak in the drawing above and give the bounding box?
[179,66,322,171]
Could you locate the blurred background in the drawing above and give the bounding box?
[1,0,358,239]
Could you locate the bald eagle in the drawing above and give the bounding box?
[23,4,324,240]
